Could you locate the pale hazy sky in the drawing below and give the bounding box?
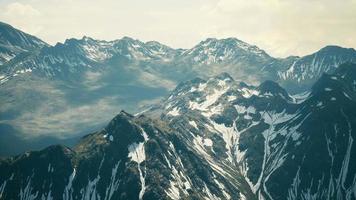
[0,0,355,57]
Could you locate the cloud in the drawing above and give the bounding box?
[9,96,121,139]
[137,70,177,90]
[0,72,170,139]
[198,0,356,57]
[0,2,43,35]
[3,2,41,16]
[83,71,105,91]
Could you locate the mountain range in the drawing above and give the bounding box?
[0,20,356,158]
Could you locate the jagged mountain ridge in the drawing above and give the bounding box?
[1,23,356,86]
[1,63,355,200]
[1,21,355,95]
[0,35,179,81]
[1,21,356,89]
[0,34,276,86]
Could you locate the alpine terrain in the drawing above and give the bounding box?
[1,62,355,200]
[1,21,356,156]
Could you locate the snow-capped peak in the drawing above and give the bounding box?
[181,37,270,65]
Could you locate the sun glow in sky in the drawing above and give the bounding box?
[1,0,355,57]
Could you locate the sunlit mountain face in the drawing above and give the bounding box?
[0,21,356,200]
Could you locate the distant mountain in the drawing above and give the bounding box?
[173,37,277,85]
[1,21,356,156]
[1,21,355,90]
[179,37,271,64]
[2,22,355,90]
[277,46,356,92]
[0,22,47,66]
[1,63,355,199]
[0,35,180,80]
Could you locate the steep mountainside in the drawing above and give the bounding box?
[277,46,356,92]
[1,63,355,200]
[0,22,47,66]
[145,62,356,199]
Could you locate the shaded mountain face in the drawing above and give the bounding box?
[1,63,355,200]
[0,22,47,66]
[1,21,356,156]
[277,46,356,93]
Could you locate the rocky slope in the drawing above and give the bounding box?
[0,111,249,200]
[277,46,356,92]
[146,63,356,200]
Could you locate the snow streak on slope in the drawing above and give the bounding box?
[63,168,76,200]
[127,126,149,200]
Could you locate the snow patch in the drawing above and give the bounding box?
[227,95,237,101]
[139,127,149,141]
[128,142,146,200]
[128,142,146,164]
[204,138,213,147]
[189,121,198,130]
[63,168,76,200]
[240,88,259,98]
[167,107,180,116]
